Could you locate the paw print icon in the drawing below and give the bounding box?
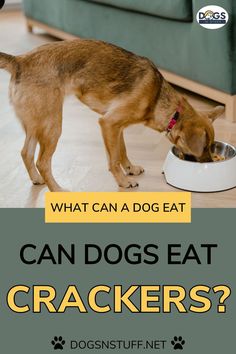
[171,336,185,350]
[51,336,66,350]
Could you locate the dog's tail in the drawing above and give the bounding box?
[0,52,17,74]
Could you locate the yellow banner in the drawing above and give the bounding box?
[45,192,191,223]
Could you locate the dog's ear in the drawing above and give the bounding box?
[185,129,206,157]
[206,105,225,122]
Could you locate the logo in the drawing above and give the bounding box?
[171,336,185,350]
[51,336,66,350]
[196,5,229,29]
[0,0,5,10]
[48,336,188,351]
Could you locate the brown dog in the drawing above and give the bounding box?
[0,39,224,191]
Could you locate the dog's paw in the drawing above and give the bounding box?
[32,176,45,185]
[126,165,144,176]
[119,180,139,188]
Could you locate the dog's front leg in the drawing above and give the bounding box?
[120,131,144,176]
[99,117,139,188]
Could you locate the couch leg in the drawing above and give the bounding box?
[225,95,236,122]
[26,21,33,33]
[24,17,78,40]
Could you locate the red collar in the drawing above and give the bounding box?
[167,102,183,132]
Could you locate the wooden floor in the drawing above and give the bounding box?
[0,11,236,208]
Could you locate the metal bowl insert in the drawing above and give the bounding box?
[172,141,236,163]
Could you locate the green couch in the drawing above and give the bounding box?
[22,0,236,121]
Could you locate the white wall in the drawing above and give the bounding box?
[5,0,22,3]
[3,0,22,9]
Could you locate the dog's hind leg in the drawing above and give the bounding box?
[11,81,64,191]
[120,131,144,176]
[21,132,44,185]
[36,113,63,192]
[99,115,139,188]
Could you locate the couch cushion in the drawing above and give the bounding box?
[85,0,192,21]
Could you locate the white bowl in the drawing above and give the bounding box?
[163,141,236,192]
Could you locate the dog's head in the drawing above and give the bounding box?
[168,104,224,162]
